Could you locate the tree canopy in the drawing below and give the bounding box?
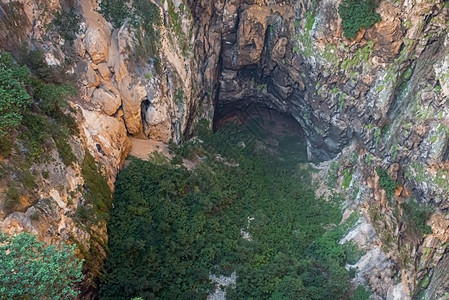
[0,231,83,299]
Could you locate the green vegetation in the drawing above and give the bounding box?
[402,199,432,239]
[376,168,398,201]
[4,185,20,212]
[77,151,112,223]
[98,0,130,28]
[0,231,83,299]
[167,0,191,55]
[99,0,162,66]
[328,161,340,187]
[0,52,31,136]
[174,88,185,105]
[342,168,353,190]
[353,285,372,300]
[338,0,381,39]
[51,8,81,42]
[293,11,316,57]
[0,51,78,163]
[341,41,374,73]
[101,121,358,299]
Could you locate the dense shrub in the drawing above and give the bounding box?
[338,0,381,39]
[0,231,83,299]
[0,52,31,136]
[0,51,78,164]
[100,122,354,299]
[377,168,398,201]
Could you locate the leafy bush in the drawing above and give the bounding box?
[52,126,76,166]
[338,0,381,39]
[0,52,31,136]
[100,123,354,299]
[20,50,71,84]
[0,231,83,299]
[33,81,77,117]
[20,113,52,162]
[377,168,398,201]
[19,170,36,190]
[99,0,130,28]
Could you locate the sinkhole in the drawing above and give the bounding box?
[99,103,356,300]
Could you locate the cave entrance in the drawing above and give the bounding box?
[213,104,308,161]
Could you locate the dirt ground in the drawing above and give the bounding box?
[129,137,172,160]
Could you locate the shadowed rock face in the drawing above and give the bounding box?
[188,0,448,163]
[189,0,353,160]
[187,2,449,298]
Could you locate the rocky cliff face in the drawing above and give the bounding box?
[1,0,449,298]
[187,0,449,298]
[0,0,202,295]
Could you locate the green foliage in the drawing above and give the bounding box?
[174,88,185,105]
[33,81,77,117]
[100,0,162,66]
[4,184,20,212]
[0,50,78,164]
[20,113,52,162]
[19,170,36,190]
[353,285,371,300]
[327,161,339,187]
[338,0,381,39]
[0,52,31,136]
[52,126,77,166]
[0,135,13,157]
[341,41,374,72]
[98,0,130,28]
[376,168,398,201]
[51,8,81,42]
[402,199,432,238]
[21,50,72,84]
[343,241,364,265]
[78,151,112,223]
[0,231,83,299]
[342,168,353,190]
[101,123,354,299]
[167,0,193,56]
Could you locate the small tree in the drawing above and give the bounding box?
[0,231,84,299]
[338,0,381,39]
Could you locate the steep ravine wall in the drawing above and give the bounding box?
[1,0,449,298]
[0,0,204,296]
[189,0,449,298]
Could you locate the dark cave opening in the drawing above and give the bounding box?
[213,103,306,144]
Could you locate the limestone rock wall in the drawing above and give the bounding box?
[187,0,449,298]
[0,0,201,296]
